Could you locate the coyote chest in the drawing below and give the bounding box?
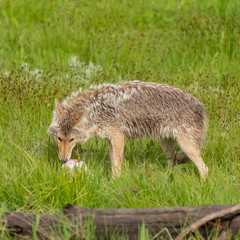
[48,81,208,180]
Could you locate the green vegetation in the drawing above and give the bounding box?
[0,0,240,238]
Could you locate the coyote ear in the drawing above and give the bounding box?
[55,99,64,116]
[74,110,86,124]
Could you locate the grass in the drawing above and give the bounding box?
[0,0,240,238]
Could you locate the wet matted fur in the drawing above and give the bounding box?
[48,81,208,180]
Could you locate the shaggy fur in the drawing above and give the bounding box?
[48,81,208,180]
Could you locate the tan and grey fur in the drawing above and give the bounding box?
[48,81,208,180]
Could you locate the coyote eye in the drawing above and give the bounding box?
[69,138,74,143]
[58,137,62,142]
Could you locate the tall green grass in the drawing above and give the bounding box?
[0,0,240,238]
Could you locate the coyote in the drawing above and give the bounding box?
[48,81,208,180]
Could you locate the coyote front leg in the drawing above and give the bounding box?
[108,130,125,179]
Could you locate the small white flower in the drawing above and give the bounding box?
[3,71,10,77]
[65,73,70,79]
[85,68,92,78]
[69,56,82,68]
[30,69,43,78]
[21,63,30,71]
[189,82,200,92]
[88,61,95,69]
[221,132,226,137]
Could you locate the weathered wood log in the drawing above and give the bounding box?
[2,212,58,239]
[2,204,240,239]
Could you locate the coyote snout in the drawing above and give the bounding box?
[56,134,77,162]
[48,81,208,180]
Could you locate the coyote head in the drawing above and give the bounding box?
[48,99,88,162]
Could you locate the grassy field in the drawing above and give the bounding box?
[0,0,240,238]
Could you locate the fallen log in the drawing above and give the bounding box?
[2,204,240,239]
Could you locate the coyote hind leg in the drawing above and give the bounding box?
[159,139,177,168]
[159,138,190,166]
[177,135,208,181]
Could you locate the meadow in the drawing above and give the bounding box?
[0,0,240,238]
